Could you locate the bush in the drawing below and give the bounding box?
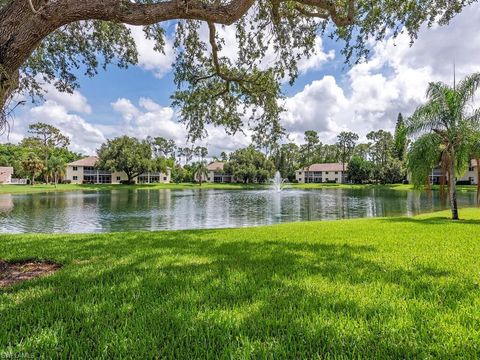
[120,180,135,185]
[456,180,472,185]
[62,180,72,184]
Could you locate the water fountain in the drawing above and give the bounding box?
[271,171,286,192]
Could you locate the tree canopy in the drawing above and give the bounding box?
[224,145,274,183]
[97,135,152,183]
[0,0,476,141]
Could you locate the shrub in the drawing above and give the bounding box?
[120,180,135,185]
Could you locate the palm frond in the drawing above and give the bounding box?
[406,133,442,187]
[457,72,480,107]
[406,101,443,136]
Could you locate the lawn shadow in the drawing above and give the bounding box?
[0,230,478,358]
[383,215,480,225]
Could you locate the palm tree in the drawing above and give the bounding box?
[406,72,480,220]
[47,156,66,187]
[22,153,44,185]
[194,161,209,186]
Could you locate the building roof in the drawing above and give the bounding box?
[67,156,98,167]
[299,163,347,172]
[207,161,225,171]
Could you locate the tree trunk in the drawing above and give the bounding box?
[448,158,459,220]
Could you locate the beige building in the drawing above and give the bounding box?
[429,159,479,185]
[0,167,14,184]
[295,163,347,184]
[66,156,171,184]
[196,161,234,183]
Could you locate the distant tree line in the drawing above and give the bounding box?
[262,113,408,184]
[0,122,81,185]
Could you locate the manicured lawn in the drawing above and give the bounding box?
[1,209,480,358]
[0,182,269,194]
[1,182,477,195]
[289,182,479,192]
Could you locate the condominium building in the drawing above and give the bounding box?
[0,167,13,184]
[65,156,171,184]
[429,159,479,185]
[196,161,234,183]
[295,163,347,184]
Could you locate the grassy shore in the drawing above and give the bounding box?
[1,209,480,358]
[0,182,270,194]
[0,182,477,195]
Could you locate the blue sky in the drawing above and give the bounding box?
[5,3,480,156]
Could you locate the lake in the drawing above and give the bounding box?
[0,188,476,233]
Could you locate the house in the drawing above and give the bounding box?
[295,163,347,184]
[196,161,234,183]
[0,167,14,184]
[65,156,171,184]
[429,159,479,185]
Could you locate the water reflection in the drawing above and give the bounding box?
[0,188,476,233]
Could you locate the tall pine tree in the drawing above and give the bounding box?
[393,113,408,161]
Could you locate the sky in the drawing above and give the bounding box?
[3,3,480,157]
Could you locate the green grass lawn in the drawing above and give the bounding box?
[0,182,270,194]
[1,209,480,358]
[289,182,479,192]
[1,182,477,195]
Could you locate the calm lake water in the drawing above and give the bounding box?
[0,188,476,233]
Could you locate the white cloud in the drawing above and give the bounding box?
[110,97,182,140]
[109,97,250,157]
[297,37,335,74]
[282,3,480,143]
[129,26,175,79]
[111,98,141,122]
[42,84,92,114]
[29,101,105,154]
[3,94,104,154]
[283,76,348,136]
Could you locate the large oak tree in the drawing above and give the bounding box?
[0,0,475,140]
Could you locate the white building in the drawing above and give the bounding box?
[295,163,347,184]
[0,167,13,184]
[196,161,234,183]
[65,156,171,184]
[429,159,479,185]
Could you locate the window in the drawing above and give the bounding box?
[116,176,121,181]
[98,174,111,184]
[298,171,302,175]
[325,171,329,174]
[335,171,338,174]
[73,176,78,181]
[469,166,474,172]
[298,178,302,182]
[335,178,338,182]
[163,177,167,181]
[73,166,78,171]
